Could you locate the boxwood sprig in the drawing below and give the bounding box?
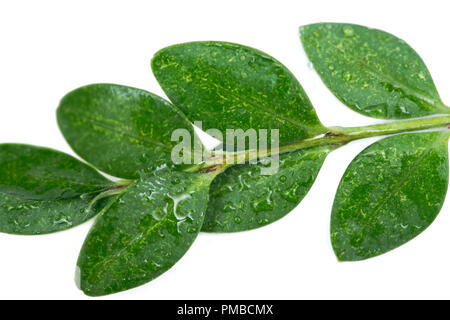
[0,22,449,295]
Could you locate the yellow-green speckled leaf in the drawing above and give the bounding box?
[58,84,200,179]
[152,42,327,146]
[0,144,113,234]
[203,145,334,232]
[300,23,450,119]
[76,167,216,296]
[331,131,450,261]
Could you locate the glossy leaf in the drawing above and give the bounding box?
[300,23,450,119]
[331,132,450,261]
[0,144,113,234]
[152,42,327,146]
[76,167,216,296]
[57,84,199,179]
[203,145,333,232]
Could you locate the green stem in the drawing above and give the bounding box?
[189,115,450,172]
[328,115,450,137]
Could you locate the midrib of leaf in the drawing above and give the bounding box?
[350,136,445,234]
[211,83,320,134]
[92,217,168,280]
[23,175,109,189]
[332,43,446,110]
[0,191,90,206]
[359,62,441,108]
[0,176,109,201]
[86,175,210,278]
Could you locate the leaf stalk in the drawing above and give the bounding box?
[193,114,450,172]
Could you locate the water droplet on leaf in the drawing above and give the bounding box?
[187,227,196,233]
[343,26,354,36]
[251,191,274,213]
[343,71,352,81]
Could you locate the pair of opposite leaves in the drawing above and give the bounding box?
[1,23,449,296]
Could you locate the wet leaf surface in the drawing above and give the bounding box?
[57,84,199,179]
[0,144,113,234]
[152,41,327,146]
[203,145,333,232]
[76,167,215,296]
[301,23,449,119]
[331,132,450,261]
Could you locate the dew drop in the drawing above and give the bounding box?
[234,216,242,224]
[279,175,287,182]
[343,26,354,36]
[281,183,301,204]
[53,214,73,227]
[342,71,352,81]
[169,193,192,220]
[176,220,185,234]
[251,191,274,213]
[185,211,194,222]
[140,153,149,164]
[151,203,168,221]
[80,193,91,200]
[223,202,236,213]
[187,227,196,233]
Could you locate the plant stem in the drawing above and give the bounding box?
[328,115,450,137]
[189,114,450,172]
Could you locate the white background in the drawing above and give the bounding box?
[0,0,450,299]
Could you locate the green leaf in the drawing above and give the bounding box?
[0,144,113,234]
[152,42,327,146]
[57,84,199,179]
[76,167,216,296]
[203,145,333,232]
[300,23,450,119]
[331,131,450,261]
